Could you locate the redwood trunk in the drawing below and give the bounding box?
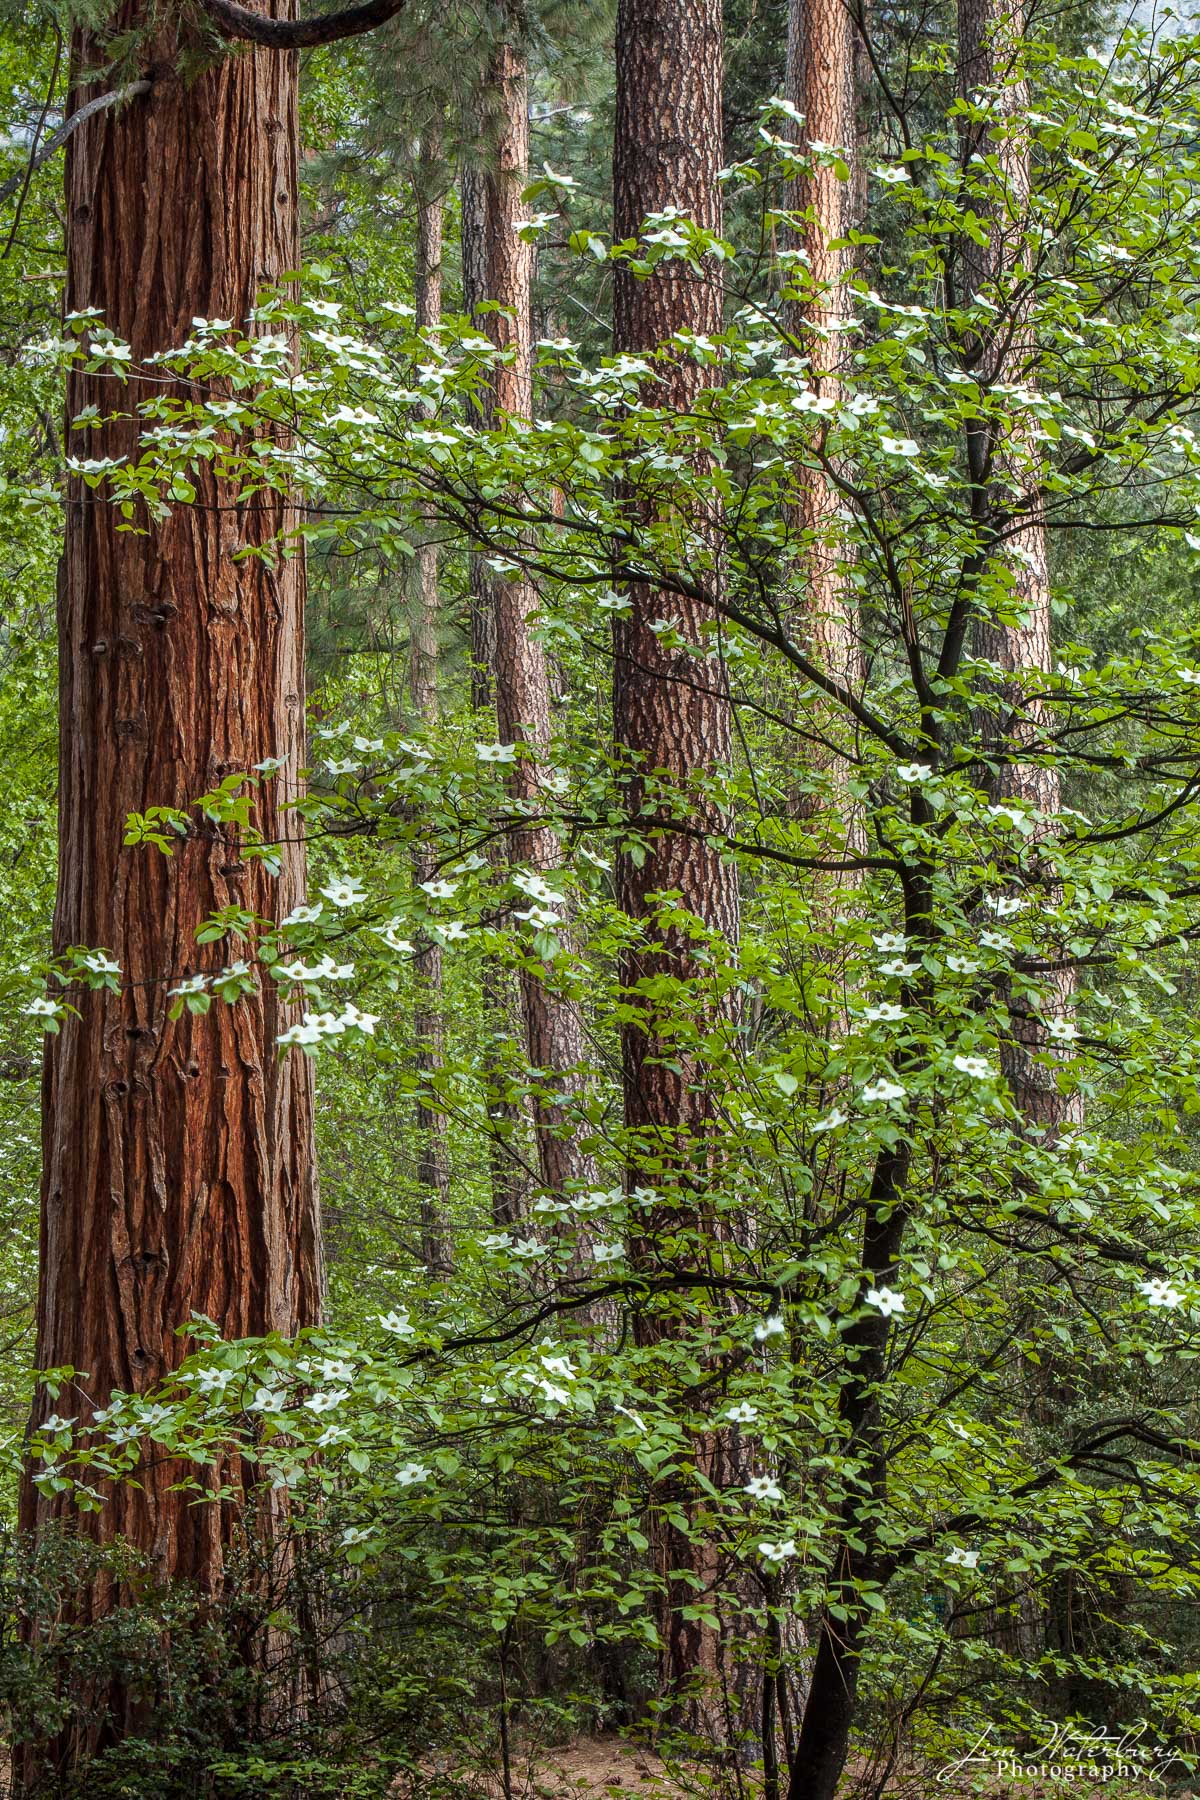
[21,4,321,1768]
[411,154,453,1277]
[957,0,1080,1131]
[470,16,596,1203]
[784,0,863,783]
[612,0,741,1729]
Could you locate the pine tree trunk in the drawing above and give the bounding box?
[957,0,1081,1133]
[462,142,536,1230]
[20,8,321,1775]
[612,0,742,1737]
[410,150,453,1278]
[784,0,863,816]
[468,13,596,1204]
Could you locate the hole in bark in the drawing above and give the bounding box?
[186,1060,201,1078]
[90,639,108,657]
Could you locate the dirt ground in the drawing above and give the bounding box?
[392,1735,705,1797]
[392,1735,1191,1798]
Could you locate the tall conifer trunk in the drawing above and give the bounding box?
[784,0,860,690]
[956,0,1080,1130]
[612,0,741,1731]
[21,5,321,1772]
[410,144,453,1277]
[469,8,596,1204]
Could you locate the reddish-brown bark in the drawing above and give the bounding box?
[784,0,862,693]
[957,0,1080,1131]
[612,0,742,1731]
[410,152,453,1278]
[613,0,738,1154]
[20,4,321,1767]
[468,16,596,1204]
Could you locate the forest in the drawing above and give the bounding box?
[0,0,1199,1793]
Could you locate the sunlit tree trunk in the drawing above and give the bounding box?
[461,138,536,1229]
[20,6,321,1777]
[468,9,596,1205]
[957,0,1081,1131]
[410,140,453,1277]
[784,0,860,690]
[612,0,743,1735]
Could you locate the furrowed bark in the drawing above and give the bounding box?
[20,4,321,1776]
[469,12,596,1204]
[957,0,1081,1131]
[612,0,742,1735]
[410,143,453,1278]
[462,137,535,1231]
[784,0,864,872]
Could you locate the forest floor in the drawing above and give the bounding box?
[394,1734,690,1796]
[393,1733,1187,1797]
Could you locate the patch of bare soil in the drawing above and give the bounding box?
[394,1737,1188,1799]
[391,1733,709,1797]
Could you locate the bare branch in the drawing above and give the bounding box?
[0,80,152,212]
[195,0,406,48]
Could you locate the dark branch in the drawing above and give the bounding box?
[195,0,406,48]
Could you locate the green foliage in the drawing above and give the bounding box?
[8,7,1200,1794]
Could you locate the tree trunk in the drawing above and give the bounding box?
[784,0,863,801]
[20,7,321,1775]
[410,147,453,1278]
[468,12,596,1204]
[612,0,742,1736]
[956,0,1081,1132]
[461,140,536,1230]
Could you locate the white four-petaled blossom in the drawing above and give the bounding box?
[250,1387,287,1413]
[281,903,323,928]
[953,1054,990,1079]
[727,1402,759,1423]
[946,1546,980,1569]
[305,1388,349,1414]
[754,1314,786,1342]
[1140,1277,1183,1309]
[758,1539,798,1564]
[379,1309,415,1336]
[861,1078,905,1103]
[320,878,367,908]
[745,1475,784,1503]
[865,1286,906,1318]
